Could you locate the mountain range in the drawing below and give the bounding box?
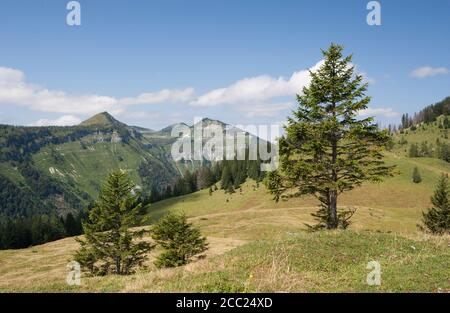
[0,112,259,219]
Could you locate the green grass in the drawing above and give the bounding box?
[0,230,448,292]
[143,152,449,238]
[31,138,148,197]
[392,117,450,158]
[147,230,450,293]
[0,162,26,185]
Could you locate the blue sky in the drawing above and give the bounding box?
[0,0,449,130]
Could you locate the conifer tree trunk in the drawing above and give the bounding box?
[329,140,338,229]
[329,190,338,229]
[115,257,121,275]
[329,106,339,229]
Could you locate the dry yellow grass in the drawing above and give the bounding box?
[0,231,246,292]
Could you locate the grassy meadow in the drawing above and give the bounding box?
[0,148,449,292]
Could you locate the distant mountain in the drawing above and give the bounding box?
[0,112,263,220]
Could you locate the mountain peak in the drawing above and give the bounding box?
[79,112,125,127]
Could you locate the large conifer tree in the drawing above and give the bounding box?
[74,170,153,275]
[266,44,395,230]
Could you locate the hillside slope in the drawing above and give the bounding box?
[1,160,449,292]
[392,114,450,158]
[0,113,258,218]
[0,113,180,218]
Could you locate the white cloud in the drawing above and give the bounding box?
[0,66,194,115]
[237,102,293,118]
[410,66,448,78]
[358,107,400,118]
[191,61,376,108]
[191,60,324,107]
[0,63,388,128]
[118,88,195,106]
[0,67,119,114]
[0,67,25,83]
[29,115,82,126]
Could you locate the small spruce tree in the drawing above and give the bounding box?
[420,174,450,234]
[151,213,208,268]
[409,143,419,157]
[74,170,153,275]
[221,164,233,190]
[444,116,450,129]
[412,167,422,184]
[64,213,79,236]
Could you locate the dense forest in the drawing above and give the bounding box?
[0,212,84,249]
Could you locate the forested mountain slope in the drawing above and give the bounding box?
[0,112,266,220]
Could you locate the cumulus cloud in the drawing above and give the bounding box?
[0,66,194,115]
[191,60,324,107]
[118,88,195,106]
[410,66,448,78]
[29,115,82,126]
[0,67,25,83]
[358,107,400,118]
[0,67,118,114]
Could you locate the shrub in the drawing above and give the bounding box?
[152,212,208,268]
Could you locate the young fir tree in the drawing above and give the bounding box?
[151,213,208,268]
[221,163,233,190]
[74,170,153,275]
[409,143,419,157]
[412,166,422,184]
[164,185,173,199]
[64,212,80,236]
[420,141,430,157]
[265,44,395,230]
[444,116,450,129]
[196,167,213,190]
[420,174,450,234]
